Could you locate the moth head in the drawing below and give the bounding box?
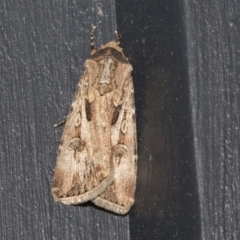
[101,41,123,53]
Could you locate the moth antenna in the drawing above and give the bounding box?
[54,118,67,127]
[114,30,120,46]
[90,26,97,51]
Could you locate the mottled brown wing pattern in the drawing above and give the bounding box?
[92,66,137,214]
[52,61,115,205]
[52,39,137,214]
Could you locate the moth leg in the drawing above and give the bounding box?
[90,26,97,51]
[114,30,120,46]
[53,118,67,127]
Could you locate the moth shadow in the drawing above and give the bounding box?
[73,202,126,216]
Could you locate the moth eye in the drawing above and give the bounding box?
[111,105,121,125]
[120,119,128,134]
[75,112,81,127]
[85,99,92,121]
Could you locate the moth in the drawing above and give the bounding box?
[52,27,137,214]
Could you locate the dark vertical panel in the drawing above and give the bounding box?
[0,0,130,239]
[116,0,200,239]
[184,1,240,239]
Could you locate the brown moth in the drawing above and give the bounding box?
[52,26,137,214]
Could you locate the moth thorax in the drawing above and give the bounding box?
[100,55,113,84]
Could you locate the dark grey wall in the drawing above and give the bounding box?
[116,0,200,239]
[115,0,240,239]
[184,1,240,239]
[0,1,130,239]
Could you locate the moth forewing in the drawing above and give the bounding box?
[52,35,137,214]
[51,59,115,204]
[92,72,137,215]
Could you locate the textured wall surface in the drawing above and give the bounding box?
[1,0,239,239]
[184,1,240,239]
[116,0,240,239]
[0,1,130,239]
[116,0,200,239]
